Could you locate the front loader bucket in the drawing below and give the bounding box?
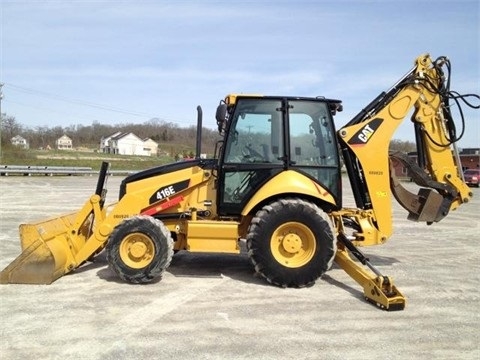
[1,162,110,285]
[0,211,92,284]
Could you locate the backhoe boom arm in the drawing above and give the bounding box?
[331,54,477,309]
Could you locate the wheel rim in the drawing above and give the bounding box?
[119,232,155,269]
[270,222,316,268]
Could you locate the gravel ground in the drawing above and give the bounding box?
[0,175,479,360]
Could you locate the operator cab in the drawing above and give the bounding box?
[216,95,343,215]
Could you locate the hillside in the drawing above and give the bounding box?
[0,147,177,171]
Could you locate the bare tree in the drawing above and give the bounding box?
[1,115,23,142]
[389,139,416,153]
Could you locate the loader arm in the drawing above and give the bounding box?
[330,54,478,310]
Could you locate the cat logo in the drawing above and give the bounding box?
[358,124,375,143]
[348,118,383,145]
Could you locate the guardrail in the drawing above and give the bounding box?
[0,165,136,177]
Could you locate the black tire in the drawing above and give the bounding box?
[246,198,336,288]
[106,215,173,284]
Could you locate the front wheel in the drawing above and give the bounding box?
[246,198,336,288]
[106,215,173,284]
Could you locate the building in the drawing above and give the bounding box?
[56,135,73,150]
[100,131,121,154]
[459,148,480,170]
[100,132,158,156]
[11,135,29,149]
[391,147,480,179]
[142,138,159,156]
[109,132,152,156]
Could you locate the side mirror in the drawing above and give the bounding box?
[216,103,228,133]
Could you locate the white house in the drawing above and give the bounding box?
[100,132,159,156]
[11,135,29,149]
[100,131,122,153]
[142,138,159,156]
[56,135,73,150]
[110,132,152,156]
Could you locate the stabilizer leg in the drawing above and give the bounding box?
[335,234,406,311]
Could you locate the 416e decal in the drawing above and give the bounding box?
[148,179,190,204]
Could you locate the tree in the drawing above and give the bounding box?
[389,139,416,153]
[34,126,50,148]
[1,115,23,142]
[1,115,222,157]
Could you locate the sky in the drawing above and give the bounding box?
[0,0,479,148]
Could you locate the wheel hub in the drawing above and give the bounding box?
[120,233,154,269]
[270,222,316,268]
[282,233,302,254]
[130,241,148,259]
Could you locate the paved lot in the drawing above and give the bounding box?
[0,175,479,360]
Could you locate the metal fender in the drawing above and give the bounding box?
[241,170,336,216]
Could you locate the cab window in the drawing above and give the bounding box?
[224,99,284,164]
[289,100,339,196]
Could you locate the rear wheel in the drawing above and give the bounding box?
[246,198,336,288]
[106,215,173,284]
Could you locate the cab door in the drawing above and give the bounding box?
[217,98,285,215]
[288,99,341,203]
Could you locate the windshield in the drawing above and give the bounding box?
[224,99,284,164]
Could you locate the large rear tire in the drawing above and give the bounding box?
[246,198,336,288]
[106,215,173,284]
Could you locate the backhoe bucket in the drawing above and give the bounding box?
[0,211,92,284]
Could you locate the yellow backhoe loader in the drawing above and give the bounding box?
[1,54,478,311]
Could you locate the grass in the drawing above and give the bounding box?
[0,147,177,171]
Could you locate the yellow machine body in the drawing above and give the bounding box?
[1,54,476,311]
[0,161,335,284]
